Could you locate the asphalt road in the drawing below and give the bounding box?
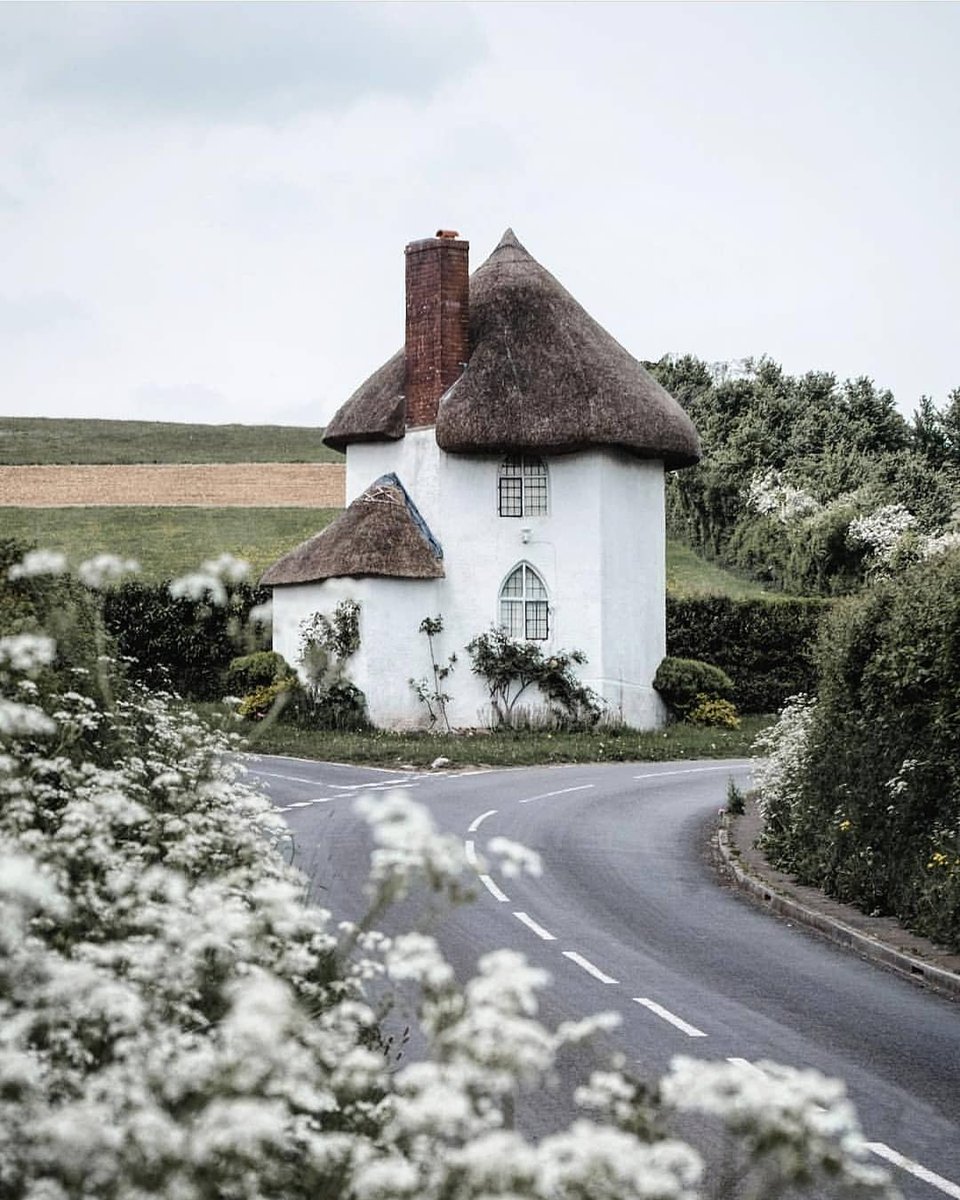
[245,754,960,1200]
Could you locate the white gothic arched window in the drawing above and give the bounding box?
[498,455,548,517]
[499,563,549,640]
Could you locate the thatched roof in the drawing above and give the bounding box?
[260,473,443,586]
[323,229,700,469]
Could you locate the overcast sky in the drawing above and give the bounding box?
[1,1,957,427]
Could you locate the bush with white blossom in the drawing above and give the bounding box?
[0,548,895,1200]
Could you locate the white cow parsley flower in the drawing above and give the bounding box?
[77,554,140,589]
[0,634,56,675]
[8,549,68,579]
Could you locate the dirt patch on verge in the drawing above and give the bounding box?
[0,464,345,508]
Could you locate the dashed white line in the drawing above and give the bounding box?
[467,809,498,833]
[464,839,479,867]
[514,911,557,940]
[865,1143,960,1198]
[479,874,510,902]
[633,997,707,1037]
[519,784,595,804]
[563,951,618,984]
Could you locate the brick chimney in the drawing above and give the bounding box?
[404,230,469,428]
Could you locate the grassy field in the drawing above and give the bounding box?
[0,507,340,581]
[2,504,765,595]
[665,539,779,599]
[0,416,342,465]
[204,706,770,767]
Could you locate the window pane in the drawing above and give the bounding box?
[498,476,522,517]
[524,474,548,515]
[522,459,546,477]
[502,566,524,597]
[500,600,524,637]
[525,600,549,640]
[524,566,547,599]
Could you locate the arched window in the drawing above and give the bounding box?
[498,455,548,517]
[499,563,549,640]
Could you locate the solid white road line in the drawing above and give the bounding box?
[563,951,619,984]
[633,997,707,1037]
[479,874,510,902]
[865,1143,960,1199]
[253,770,326,785]
[514,911,557,940]
[633,765,752,781]
[467,809,498,832]
[520,784,595,804]
[464,839,479,867]
[277,797,334,810]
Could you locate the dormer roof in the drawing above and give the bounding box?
[260,473,443,586]
[323,229,700,469]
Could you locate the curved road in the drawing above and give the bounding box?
[245,755,960,1199]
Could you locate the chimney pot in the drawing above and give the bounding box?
[436,229,460,238]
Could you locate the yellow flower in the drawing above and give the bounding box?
[838,819,852,832]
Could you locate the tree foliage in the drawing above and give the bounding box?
[651,356,960,595]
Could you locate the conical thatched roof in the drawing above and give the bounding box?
[323,229,700,469]
[260,473,443,586]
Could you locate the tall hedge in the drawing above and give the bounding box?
[101,580,270,700]
[666,596,829,713]
[758,549,960,949]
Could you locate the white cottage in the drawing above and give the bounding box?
[262,229,700,729]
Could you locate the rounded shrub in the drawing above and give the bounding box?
[687,694,740,729]
[226,650,293,695]
[653,656,734,719]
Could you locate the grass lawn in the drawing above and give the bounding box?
[219,711,771,768]
[0,416,342,465]
[665,539,783,599]
[3,504,770,597]
[1,506,340,581]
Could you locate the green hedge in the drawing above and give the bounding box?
[666,596,830,713]
[759,550,960,949]
[101,581,270,700]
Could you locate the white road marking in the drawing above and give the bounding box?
[327,779,416,791]
[520,784,595,804]
[563,951,618,984]
[249,755,399,774]
[865,1143,960,1199]
[728,1063,960,1197]
[633,765,752,781]
[479,874,510,902]
[254,770,324,785]
[514,911,557,940]
[464,839,479,867]
[633,997,707,1037]
[467,809,498,832]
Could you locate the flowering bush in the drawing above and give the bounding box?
[0,549,894,1199]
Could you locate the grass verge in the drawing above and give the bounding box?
[212,712,772,769]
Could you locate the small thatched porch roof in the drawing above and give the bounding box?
[260,473,443,586]
[323,229,700,469]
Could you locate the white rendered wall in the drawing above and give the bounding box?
[280,432,667,729]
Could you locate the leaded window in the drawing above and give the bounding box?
[499,563,549,640]
[498,455,548,517]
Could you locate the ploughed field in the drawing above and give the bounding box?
[0,463,345,507]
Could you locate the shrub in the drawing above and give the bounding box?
[236,676,300,720]
[466,627,602,730]
[102,578,270,699]
[653,657,734,719]
[666,596,829,712]
[688,695,741,729]
[226,649,293,694]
